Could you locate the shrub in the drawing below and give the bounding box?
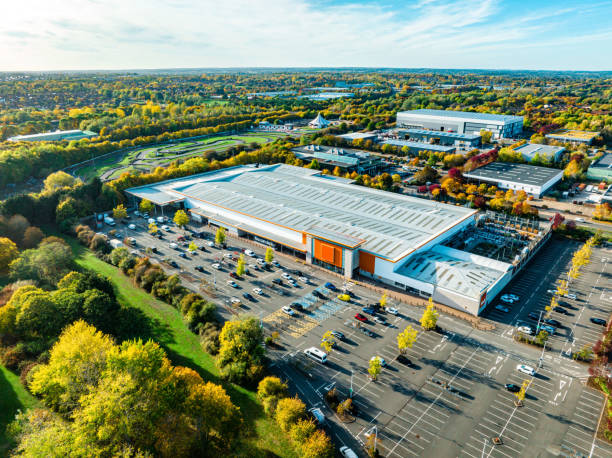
[275,396,306,432]
[200,322,221,355]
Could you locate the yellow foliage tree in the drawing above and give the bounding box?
[173,210,189,228]
[0,237,19,273]
[420,299,439,331]
[397,325,418,354]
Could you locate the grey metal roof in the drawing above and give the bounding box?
[397,250,506,299]
[463,162,563,187]
[399,128,481,141]
[126,164,475,260]
[382,139,456,153]
[398,109,523,124]
[591,153,612,169]
[513,143,565,160]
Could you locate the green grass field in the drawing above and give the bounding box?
[59,236,297,457]
[0,365,40,454]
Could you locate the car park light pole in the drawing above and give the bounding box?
[349,370,354,398]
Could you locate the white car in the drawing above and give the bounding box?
[370,356,387,367]
[547,289,556,295]
[500,295,516,304]
[230,297,241,305]
[373,316,387,325]
[212,263,221,269]
[517,364,535,376]
[495,305,510,313]
[281,272,293,280]
[161,225,170,231]
[517,326,533,335]
[223,253,233,259]
[244,249,255,257]
[575,217,585,223]
[227,280,238,288]
[128,224,136,230]
[386,307,399,315]
[299,276,309,283]
[207,241,215,247]
[339,446,358,458]
[564,293,577,300]
[281,306,295,316]
[148,218,155,224]
[256,258,266,265]
[253,287,263,295]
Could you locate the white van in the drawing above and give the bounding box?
[339,446,358,458]
[157,216,165,223]
[304,347,327,364]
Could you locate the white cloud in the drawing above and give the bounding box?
[0,0,610,70]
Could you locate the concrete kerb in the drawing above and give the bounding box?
[220,229,495,331]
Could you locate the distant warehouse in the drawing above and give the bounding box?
[381,139,456,155]
[8,129,97,142]
[545,129,599,145]
[463,162,563,197]
[396,109,523,139]
[512,143,565,162]
[125,164,551,316]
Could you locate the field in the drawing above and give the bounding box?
[72,131,291,182]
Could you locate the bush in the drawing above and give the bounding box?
[200,322,221,355]
[257,376,288,414]
[0,344,27,371]
[324,387,339,411]
[275,396,306,432]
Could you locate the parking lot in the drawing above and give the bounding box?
[107,215,612,457]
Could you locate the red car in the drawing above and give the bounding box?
[354,313,367,322]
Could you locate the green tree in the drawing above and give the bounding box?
[257,376,288,414]
[139,199,154,214]
[275,396,306,432]
[215,226,226,246]
[265,246,274,263]
[480,129,493,144]
[289,419,317,446]
[43,171,77,192]
[397,325,418,354]
[112,204,127,220]
[149,222,158,234]
[173,209,189,229]
[320,330,336,353]
[217,316,265,385]
[368,358,382,381]
[420,299,439,331]
[236,254,246,276]
[0,236,19,273]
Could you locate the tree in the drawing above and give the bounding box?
[43,171,77,192]
[112,204,127,220]
[275,396,306,432]
[289,419,317,446]
[236,254,246,276]
[300,429,333,458]
[257,376,288,414]
[320,331,336,353]
[217,316,265,385]
[379,293,387,308]
[22,226,44,249]
[215,226,226,246]
[420,299,439,331]
[9,239,74,287]
[139,199,154,214]
[188,241,198,253]
[265,246,274,263]
[0,236,19,273]
[149,222,158,234]
[336,398,352,418]
[397,325,418,354]
[173,209,189,229]
[480,129,493,144]
[368,358,382,381]
[515,380,530,405]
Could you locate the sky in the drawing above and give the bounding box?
[1,0,611,71]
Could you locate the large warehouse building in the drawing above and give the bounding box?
[396,109,523,139]
[126,164,549,315]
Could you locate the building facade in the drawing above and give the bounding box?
[396,109,523,139]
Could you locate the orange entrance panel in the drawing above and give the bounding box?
[313,239,342,268]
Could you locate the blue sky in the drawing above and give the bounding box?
[1,0,611,71]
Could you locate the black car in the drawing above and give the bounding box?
[313,290,325,299]
[290,302,303,311]
[169,260,179,268]
[396,355,412,366]
[527,312,540,321]
[505,384,520,393]
[178,252,187,259]
[555,307,569,315]
[544,318,561,327]
[591,317,607,326]
[272,278,283,285]
[242,293,254,301]
[359,327,374,337]
[199,245,207,252]
[194,265,204,272]
[330,331,345,340]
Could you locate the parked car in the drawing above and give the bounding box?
[591,317,607,326]
[355,313,367,322]
[169,242,178,250]
[207,241,215,247]
[271,260,281,267]
[242,292,254,301]
[386,307,399,315]
[339,446,358,458]
[500,295,516,304]
[161,225,170,231]
[324,282,337,291]
[169,260,179,268]
[194,265,204,272]
[289,302,303,311]
[281,306,295,316]
[313,290,325,299]
[212,263,221,270]
[516,364,535,376]
[370,356,387,367]
[230,297,241,305]
[495,305,510,313]
[128,223,136,230]
[517,326,533,335]
[244,249,255,257]
[227,280,238,288]
[527,312,540,321]
[555,307,570,315]
[505,384,521,393]
[272,278,283,285]
[281,272,293,280]
[359,327,373,337]
[362,307,376,315]
[229,272,238,279]
[249,263,260,271]
[540,324,556,335]
[256,258,266,265]
[564,293,577,300]
[299,276,309,283]
[544,318,561,327]
[253,287,263,295]
[337,294,350,302]
[373,316,387,325]
[330,331,345,340]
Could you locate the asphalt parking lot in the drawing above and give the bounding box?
[108,217,612,458]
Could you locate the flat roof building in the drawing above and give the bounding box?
[397,128,481,148]
[463,162,563,197]
[292,144,384,175]
[512,143,565,162]
[382,139,456,154]
[587,153,612,181]
[126,164,538,315]
[546,129,599,145]
[8,129,97,142]
[396,109,523,139]
[337,132,379,142]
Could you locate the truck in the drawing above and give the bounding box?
[104,216,115,226]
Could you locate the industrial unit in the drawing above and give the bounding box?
[125,164,549,315]
[587,153,612,181]
[381,139,456,155]
[546,129,599,145]
[463,162,563,197]
[512,143,565,162]
[396,109,523,139]
[397,128,482,148]
[291,144,384,175]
